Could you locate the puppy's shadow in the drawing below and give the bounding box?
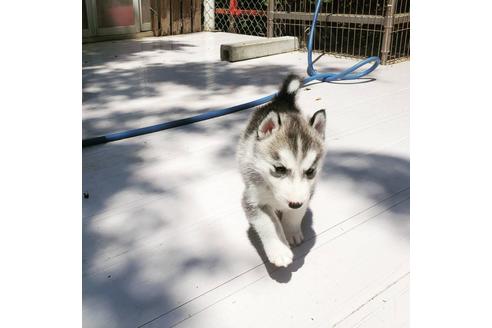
[247,208,317,283]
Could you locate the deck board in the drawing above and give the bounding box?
[83,32,409,328]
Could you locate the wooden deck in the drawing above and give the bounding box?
[83,32,409,328]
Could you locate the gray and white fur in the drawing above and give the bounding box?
[237,74,326,267]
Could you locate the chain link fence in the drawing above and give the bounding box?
[203,0,409,64]
[203,0,269,36]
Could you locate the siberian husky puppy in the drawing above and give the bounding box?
[237,74,326,267]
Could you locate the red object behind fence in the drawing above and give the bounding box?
[215,0,265,16]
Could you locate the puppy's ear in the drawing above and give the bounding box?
[309,109,326,139]
[258,111,281,140]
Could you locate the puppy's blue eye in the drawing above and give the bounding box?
[275,166,287,175]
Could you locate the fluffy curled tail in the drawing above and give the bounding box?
[276,74,303,104]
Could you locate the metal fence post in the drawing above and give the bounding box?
[381,0,397,64]
[204,0,215,31]
[267,0,274,37]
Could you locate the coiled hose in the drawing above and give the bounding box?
[82,0,380,148]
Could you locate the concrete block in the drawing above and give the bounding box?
[220,36,299,62]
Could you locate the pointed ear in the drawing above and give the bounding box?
[257,111,281,140]
[309,109,326,139]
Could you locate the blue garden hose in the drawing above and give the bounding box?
[82,0,380,148]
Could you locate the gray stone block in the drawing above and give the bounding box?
[220,36,299,62]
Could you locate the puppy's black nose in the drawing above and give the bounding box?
[288,202,303,209]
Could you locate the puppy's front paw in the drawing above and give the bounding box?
[285,229,304,246]
[264,241,293,267]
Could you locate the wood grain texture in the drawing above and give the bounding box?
[159,0,171,35]
[171,0,181,35]
[192,0,201,32]
[182,0,192,33]
[150,0,159,36]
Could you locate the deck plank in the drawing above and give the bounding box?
[143,196,409,327]
[83,111,408,277]
[83,33,409,328]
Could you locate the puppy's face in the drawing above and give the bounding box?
[254,110,326,210]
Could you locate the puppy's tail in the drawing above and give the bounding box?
[276,74,303,105]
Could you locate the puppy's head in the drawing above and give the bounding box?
[253,75,326,210]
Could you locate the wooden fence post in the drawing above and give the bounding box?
[381,0,397,64]
[192,0,202,32]
[151,0,159,36]
[171,0,182,34]
[183,0,192,33]
[267,0,274,37]
[159,0,171,35]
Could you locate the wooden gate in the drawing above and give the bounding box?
[150,0,201,36]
